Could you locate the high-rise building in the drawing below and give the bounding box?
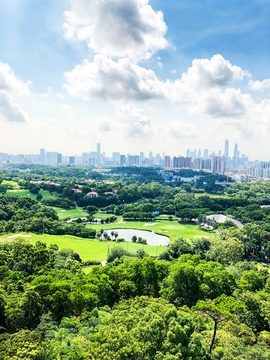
[69,156,75,165]
[97,143,101,158]
[211,156,227,174]
[128,155,139,166]
[140,152,144,159]
[193,158,202,170]
[57,153,62,165]
[218,150,221,156]
[40,148,45,163]
[224,139,229,157]
[120,155,126,166]
[173,156,192,168]
[198,149,201,158]
[203,149,208,158]
[149,151,153,160]
[112,152,120,162]
[234,143,238,158]
[186,149,190,157]
[164,156,171,168]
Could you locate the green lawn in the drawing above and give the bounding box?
[7,189,57,201]
[88,219,215,242]
[1,233,166,262]
[52,207,90,220]
[194,193,229,198]
[2,180,20,189]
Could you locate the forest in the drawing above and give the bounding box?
[1,167,270,358]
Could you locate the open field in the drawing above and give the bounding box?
[88,218,215,242]
[1,233,166,261]
[194,193,229,198]
[52,207,90,220]
[2,180,20,189]
[7,189,58,201]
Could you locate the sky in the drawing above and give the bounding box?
[1,0,270,160]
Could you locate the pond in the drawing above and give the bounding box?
[106,229,170,246]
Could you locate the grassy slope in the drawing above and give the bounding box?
[2,233,166,261]
[7,189,57,201]
[88,217,215,242]
[52,207,89,220]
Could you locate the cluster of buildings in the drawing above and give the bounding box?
[1,140,270,178]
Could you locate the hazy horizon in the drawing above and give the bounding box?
[1,0,270,159]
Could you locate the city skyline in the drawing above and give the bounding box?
[1,1,270,158]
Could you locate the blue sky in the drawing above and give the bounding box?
[1,0,270,159]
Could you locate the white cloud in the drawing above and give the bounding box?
[115,102,152,137]
[249,79,270,90]
[0,62,30,122]
[64,53,251,119]
[157,62,163,68]
[170,69,177,74]
[63,54,166,101]
[158,121,197,139]
[63,0,169,62]
[0,90,28,122]
[0,62,29,95]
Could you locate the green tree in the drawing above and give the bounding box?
[193,294,245,353]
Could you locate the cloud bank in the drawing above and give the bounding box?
[0,62,29,122]
[64,0,169,62]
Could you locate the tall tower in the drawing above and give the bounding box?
[97,143,101,158]
[224,139,229,157]
[234,143,238,158]
[198,149,201,158]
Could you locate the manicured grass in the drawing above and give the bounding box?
[88,219,215,242]
[194,193,229,198]
[52,207,90,220]
[93,212,116,220]
[2,233,166,262]
[2,180,20,189]
[7,189,57,201]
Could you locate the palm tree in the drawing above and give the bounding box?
[114,231,118,241]
[111,231,115,238]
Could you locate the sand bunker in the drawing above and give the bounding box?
[143,223,157,227]
[7,234,32,238]
[158,230,168,232]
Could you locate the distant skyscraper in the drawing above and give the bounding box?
[218,150,221,156]
[69,156,75,165]
[140,152,144,159]
[165,156,171,168]
[97,143,101,158]
[234,143,238,158]
[40,148,45,163]
[149,151,153,160]
[203,149,208,158]
[57,153,62,165]
[194,149,197,158]
[198,149,201,158]
[224,139,229,157]
[120,155,126,166]
[186,149,190,157]
[163,151,165,159]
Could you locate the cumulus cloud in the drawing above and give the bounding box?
[0,62,29,122]
[158,121,197,139]
[249,79,270,91]
[0,90,28,122]
[0,62,29,95]
[63,54,166,101]
[63,0,169,62]
[64,53,251,118]
[115,102,152,136]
